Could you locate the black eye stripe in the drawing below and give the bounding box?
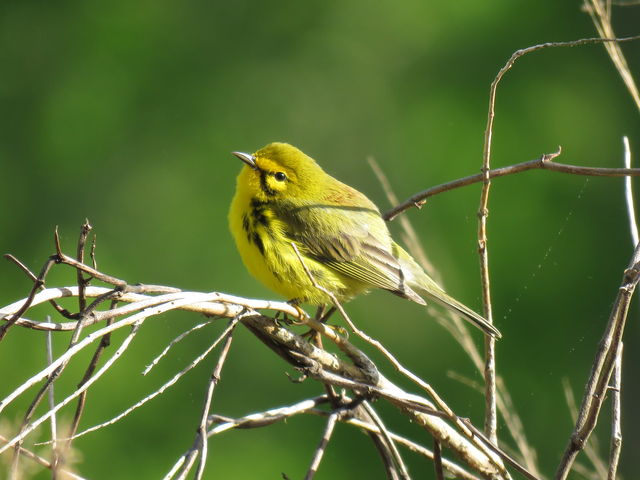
[259,171,277,196]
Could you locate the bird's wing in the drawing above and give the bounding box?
[279,199,424,303]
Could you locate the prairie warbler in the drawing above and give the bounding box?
[229,142,500,338]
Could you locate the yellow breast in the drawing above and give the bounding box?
[228,172,367,304]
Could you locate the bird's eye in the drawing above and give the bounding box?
[274,172,287,182]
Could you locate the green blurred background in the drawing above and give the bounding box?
[1,1,639,478]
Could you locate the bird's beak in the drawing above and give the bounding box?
[232,151,257,169]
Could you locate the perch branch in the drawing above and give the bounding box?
[289,244,505,473]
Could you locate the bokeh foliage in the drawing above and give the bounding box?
[1,1,639,478]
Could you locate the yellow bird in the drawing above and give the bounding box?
[228,142,501,338]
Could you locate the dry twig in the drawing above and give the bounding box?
[555,243,640,479]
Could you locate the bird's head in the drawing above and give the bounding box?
[232,142,325,202]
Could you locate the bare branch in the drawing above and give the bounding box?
[462,420,541,480]
[208,396,331,434]
[143,320,215,375]
[607,344,623,480]
[46,330,60,478]
[584,0,640,113]
[433,439,444,480]
[556,242,640,479]
[623,136,638,245]
[0,321,144,455]
[303,412,339,480]
[47,319,239,444]
[162,323,237,480]
[383,148,640,220]
[0,434,86,480]
[360,401,410,479]
[0,255,57,340]
[1,286,305,332]
[194,323,236,480]
[289,243,508,473]
[561,379,607,478]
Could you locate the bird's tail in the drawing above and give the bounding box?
[393,242,501,338]
[419,284,502,339]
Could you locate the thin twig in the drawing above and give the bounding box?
[585,0,640,113]
[623,136,638,245]
[143,320,215,375]
[303,413,339,480]
[208,396,331,434]
[0,289,222,411]
[373,158,541,475]
[289,243,505,474]
[194,323,236,480]
[561,379,608,478]
[0,255,58,340]
[605,134,635,480]
[47,319,239,444]
[162,323,237,480]
[474,32,640,449]
[66,312,114,447]
[607,343,623,480]
[433,439,444,480]
[76,219,93,313]
[0,321,145,455]
[383,148,640,220]
[462,420,541,480]
[0,434,86,480]
[243,310,506,477]
[341,417,480,480]
[360,401,410,479]
[11,317,71,477]
[478,147,497,445]
[3,254,71,318]
[46,330,60,479]
[555,241,640,479]
[206,396,478,479]
[384,36,640,222]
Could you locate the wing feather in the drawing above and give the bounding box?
[276,195,424,302]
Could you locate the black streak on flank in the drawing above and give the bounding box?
[269,267,282,282]
[252,232,265,256]
[250,198,270,228]
[242,214,250,233]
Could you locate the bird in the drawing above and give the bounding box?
[228,142,501,338]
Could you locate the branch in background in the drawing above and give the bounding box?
[607,344,623,480]
[555,4,640,478]
[371,158,542,477]
[584,1,640,113]
[384,149,640,220]
[303,412,339,480]
[561,379,607,478]
[164,321,237,480]
[623,137,638,245]
[555,242,640,479]
[0,434,86,480]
